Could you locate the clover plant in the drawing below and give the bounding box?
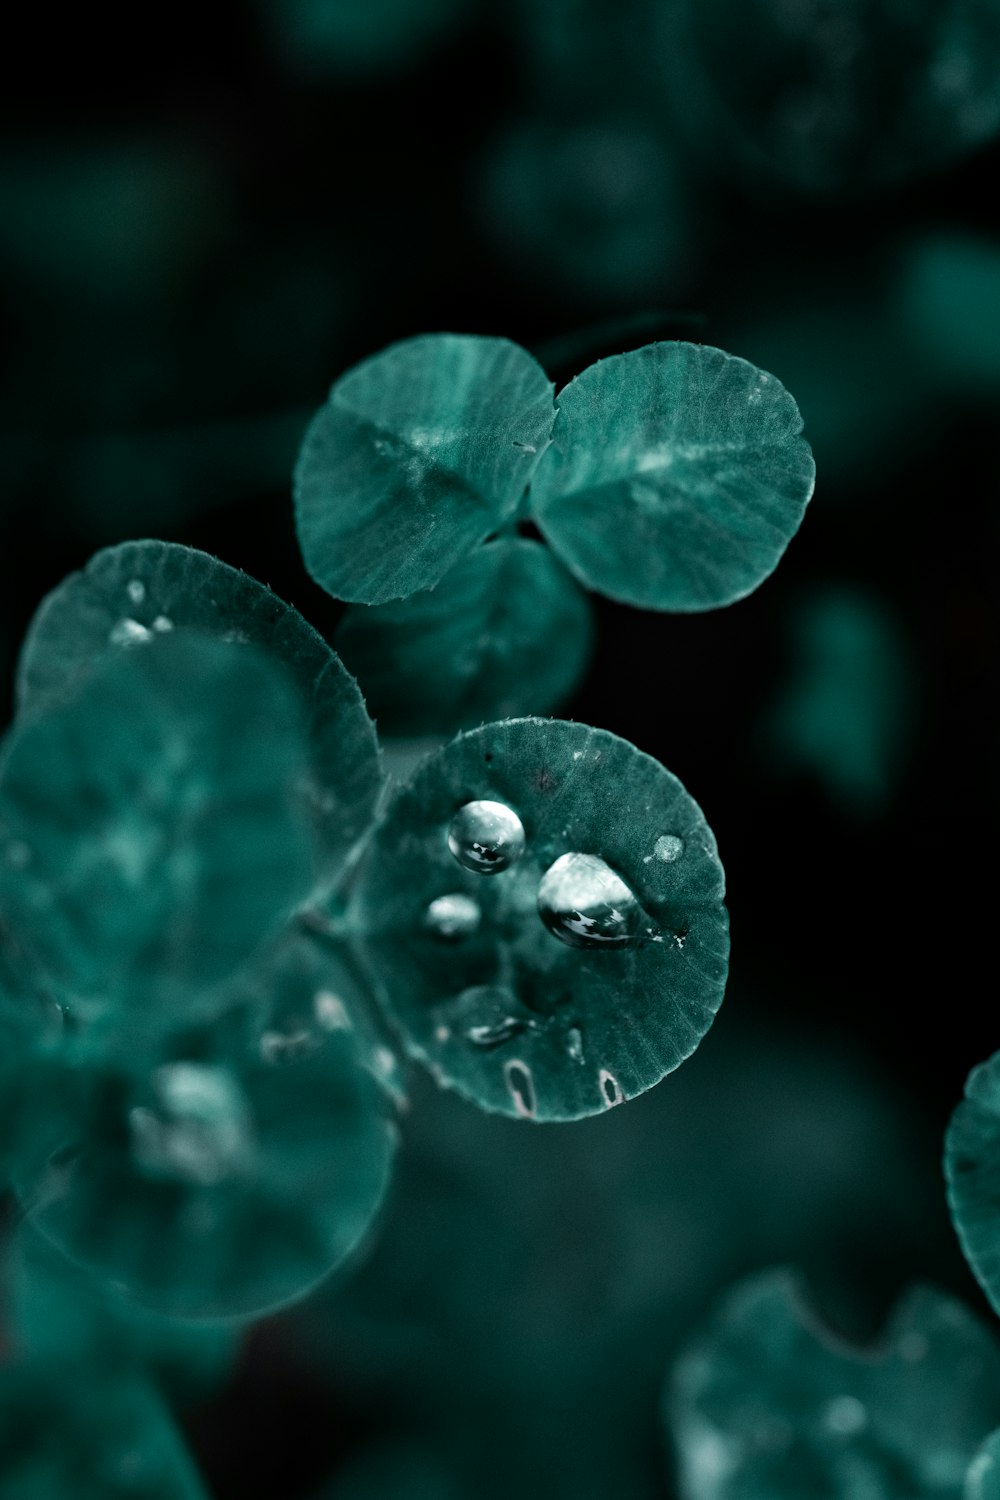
[0,329,816,1491]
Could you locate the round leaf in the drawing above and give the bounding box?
[0,632,315,1040]
[667,1269,1000,1500]
[350,718,728,1122]
[335,537,594,736]
[946,1052,1000,1321]
[12,931,398,1320]
[530,341,815,611]
[16,539,382,880]
[294,334,556,604]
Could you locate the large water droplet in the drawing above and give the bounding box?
[504,1059,536,1118]
[109,618,152,648]
[537,852,639,950]
[129,1062,254,1186]
[425,892,481,940]
[447,799,526,875]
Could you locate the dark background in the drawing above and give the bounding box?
[1,2,998,1496]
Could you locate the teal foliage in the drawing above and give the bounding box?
[351,717,727,1120]
[4,1221,238,1404]
[0,632,316,1046]
[335,537,594,736]
[0,1361,209,1498]
[946,1053,1000,1323]
[16,540,382,883]
[667,1269,1000,1500]
[760,586,916,814]
[294,334,556,604]
[8,927,398,1319]
[530,341,815,610]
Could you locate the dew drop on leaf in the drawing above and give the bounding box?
[537,851,640,949]
[446,798,526,875]
[654,833,685,862]
[126,579,145,604]
[425,892,481,940]
[108,618,153,647]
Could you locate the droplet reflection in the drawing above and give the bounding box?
[537,852,639,950]
[447,799,526,875]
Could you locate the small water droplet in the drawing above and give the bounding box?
[504,1059,536,1118]
[468,1016,528,1048]
[314,990,351,1030]
[130,1062,254,1186]
[426,892,481,940]
[567,1026,584,1062]
[824,1395,867,1436]
[537,852,639,950]
[372,1045,396,1078]
[109,618,152,648]
[447,799,526,875]
[126,579,146,604]
[654,834,684,862]
[599,1069,624,1107]
[151,614,174,633]
[435,1023,451,1042]
[260,1028,316,1065]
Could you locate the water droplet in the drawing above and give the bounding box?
[259,1028,316,1065]
[372,1045,396,1078]
[425,892,481,940]
[447,799,526,875]
[654,833,684,862]
[468,1016,528,1048]
[824,1395,867,1436]
[151,614,174,633]
[315,990,351,1030]
[126,579,146,604]
[537,852,639,950]
[673,932,687,951]
[109,618,152,647]
[567,1026,584,1062]
[129,1062,254,1186]
[599,1069,624,1107]
[435,1023,451,1042]
[504,1059,536,1118]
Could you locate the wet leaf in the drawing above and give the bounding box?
[667,1269,1000,1500]
[294,334,556,604]
[335,537,594,736]
[350,717,728,1121]
[16,540,382,881]
[946,1053,1000,1322]
[530,341,815,611]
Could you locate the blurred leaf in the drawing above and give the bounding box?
[660,0,1000,193]
[667,1269,1000,1500]
[294,335,556,604]
[335,537,594,736]
[0,1361,208,1498]
[350,717,727,1121]
[898,234,1000,394]
[760,586,916,815]
[946,1053,1000,1322]
[967,1430,1000,1500]
[256,0,471,77]
[0,632,315,1042]
[531,341,815,610]
[16,540,382,882]
[11,930,398,1320]
[4,1221,238,1404]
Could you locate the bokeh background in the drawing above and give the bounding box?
[1,1,999,1495]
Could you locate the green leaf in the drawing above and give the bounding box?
[967,1431,1000,1500]
[294,334,556,604]
[530,341,815,611]
[946,1053,1000,1321]
[16,540,382,880]
[5,1221,238,1404]
[350,717,728,1122]
[335,537,594,736]
[0,632,315,1042]
[667,1269,1000,1500]
[0,1362,209,1499]
[12,930,398,1320]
